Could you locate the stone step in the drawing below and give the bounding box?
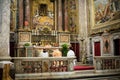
[15,70,95,80]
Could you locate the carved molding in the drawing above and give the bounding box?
[90,22,120,35]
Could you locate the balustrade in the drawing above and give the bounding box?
[94,56,120,72]
[12,57,75,74]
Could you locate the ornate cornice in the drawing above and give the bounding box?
[90,22,120,36]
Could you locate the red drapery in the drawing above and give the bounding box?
[94,42,101,56]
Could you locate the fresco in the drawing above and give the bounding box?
[94,0,120,24]
[68,0,78,33]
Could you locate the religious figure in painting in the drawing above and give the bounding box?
[69,15,76,32]
[104,39,109,53]
[103,34,110,54]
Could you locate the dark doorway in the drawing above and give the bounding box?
[71,42,80,62]
[94,42,101,56]
[114,39,120,56]
[10,42,15,57]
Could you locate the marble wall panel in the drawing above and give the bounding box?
[0,0,10,57]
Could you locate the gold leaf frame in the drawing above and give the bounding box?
[19,32,31,42]
[59,34,70,45]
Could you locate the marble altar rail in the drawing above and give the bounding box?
[12,57,75,74]
[94,56,120,72]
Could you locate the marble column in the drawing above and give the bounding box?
[58,0,63,32]
[18,0,23,29]
[0,0,10,57]
[24,0,30,28]
[64,0,68,32]
[79,0,88,63]
[0,0,2,32]
[54,0,57,30]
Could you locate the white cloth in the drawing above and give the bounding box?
[40,52,49,57]
[67,50,75,57]
[0,61,14,68]
[67,50,76,66]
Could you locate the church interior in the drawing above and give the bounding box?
[0,0,120,80]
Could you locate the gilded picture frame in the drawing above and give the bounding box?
[19,32,31,42]
[102,34,111,54]
[90,0,120,29]
[59,34,70,45]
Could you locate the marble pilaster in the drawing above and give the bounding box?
[54,0,57,30]
[0,0,10,57]
[18,0,23,29]
[24,0,30,28]
[64,0,68,32]
[0,0,2,32]
[79,0,88,62]
[58,0,63,32]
